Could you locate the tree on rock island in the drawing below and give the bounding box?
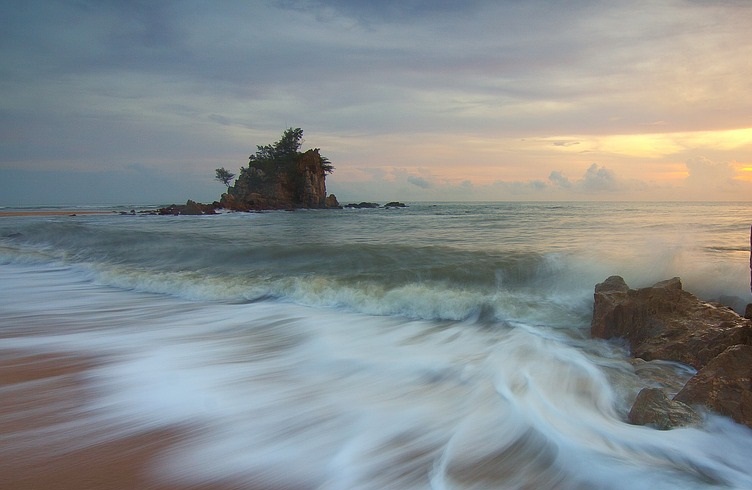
[220,128,338,211]
[214,167,235,191]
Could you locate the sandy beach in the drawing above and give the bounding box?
[0,350,245,490]
[0,210,115,217]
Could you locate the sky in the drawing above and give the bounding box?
[1,0,751,205]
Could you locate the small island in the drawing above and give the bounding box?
[219,128,340,211]
[152,128,410,215]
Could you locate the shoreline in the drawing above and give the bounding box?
[0,210,116,217]
[0,349,241,490]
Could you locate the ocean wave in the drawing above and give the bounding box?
[76,263,595,332]
[2,202,749,322]
[4,242,752,488]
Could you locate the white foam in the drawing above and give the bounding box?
[4,260,752,489]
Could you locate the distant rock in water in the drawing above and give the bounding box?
[221,148,330,211]
[157,200,218,216]
[345,202,381,209]
[218,129,338,211]
[325,194,341,209]
[591,275,752,429]
[341,201,406,209]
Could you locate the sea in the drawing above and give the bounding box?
[2,201,752,489]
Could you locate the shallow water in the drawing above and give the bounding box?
[1,202,752,488]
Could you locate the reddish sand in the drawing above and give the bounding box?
[0,210,246,488]
[0,350,247,490]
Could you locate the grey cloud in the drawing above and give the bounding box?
[529,180,547,191]
[1,1,183,78]
[489,179,551,196]
[552,140,580,147]
[92,0,179,45]
[7,0,744,140]
[407,175,432,189]
[581,164,619,192]
[276,0,490,24]
[1,0,750,205]
[548,171,572,188]
[549,164,622,193]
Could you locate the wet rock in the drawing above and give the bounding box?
[628,388,701,429]
[591,275,630,339]
[591,276,752,369]
[345,202,380,209]
[674,345,752,427]
[629,358,696,397]
[157,200,218,216]
[593,276,752,429]
[181,200,204,215]
[325,194,341,209]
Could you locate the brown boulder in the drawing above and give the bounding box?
[592,276,752,429]
[590,275,630,339]
[628,388,701,429]
[325,194,341,209]
[674,345,752,427]
[591,276,752,369]
[181,200,204,215]
[156,200,218,216]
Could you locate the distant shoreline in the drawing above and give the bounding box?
[0,210,114,217]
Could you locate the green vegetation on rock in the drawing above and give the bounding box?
[220,128,337,210]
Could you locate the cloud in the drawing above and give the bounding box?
[685,156,735,180]
[552,140,580,147]
[684,156,736,188]
[407,175,432,189]
[331,164,559,202]
[548,171,572,188]
[549,164,623,193]
[276,0,492,25]
[581,163,620,192]
[1,1,751,205]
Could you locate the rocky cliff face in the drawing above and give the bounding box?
[592,276,752,429]
[220,149,338,211]
[297,149,327,208]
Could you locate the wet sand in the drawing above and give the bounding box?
[0,350,243,490]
